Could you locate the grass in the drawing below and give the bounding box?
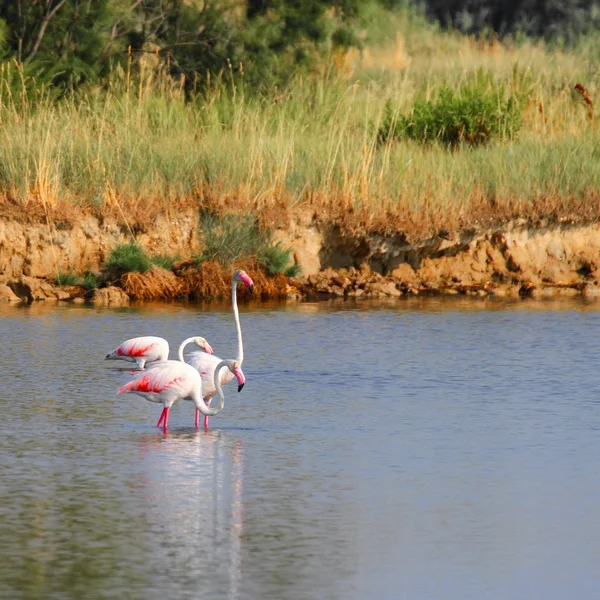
[0,6,599,240]
[201,213,298,275]
[377,79,524,147]
[151,254,180,270]
[54,272,80,286]
[105,243,151,274]
[54,271,99,289]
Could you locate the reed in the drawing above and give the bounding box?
[0,9,598,239]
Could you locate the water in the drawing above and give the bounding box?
[1,298,600,599]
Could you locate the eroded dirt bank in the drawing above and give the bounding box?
[2,211,600,304]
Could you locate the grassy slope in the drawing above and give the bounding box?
[0,6,598,240]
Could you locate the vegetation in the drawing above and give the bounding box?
[378,79,523,147]
[420,0,600,42]
[258,243,302,278]
[151,254,180,270]
[54,271,99,289]
[0,1,598,245]
[54,272,80,286]
[201,213,298,276]
[105,243,151,274]
[0,0,367,93]
[81,272,100,290]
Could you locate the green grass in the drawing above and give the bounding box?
[151,254,180,270]
[201,212,298,275]
[54,272,80,286]
[377,79,524,147]
[81,272,100,290]
[54,271,99,289]
[0,6,599,236]
[105,243,151,274]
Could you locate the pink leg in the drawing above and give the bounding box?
[156,407,167,428]
[204,398,211,429]
[195,409,199,430]
[163,407,170,430]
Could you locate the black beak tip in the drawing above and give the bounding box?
[238,383,245,392]
[248,284,254,295]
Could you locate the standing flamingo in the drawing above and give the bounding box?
[117,359,246,429]
[187,269,254,428]
[105,336,213,370]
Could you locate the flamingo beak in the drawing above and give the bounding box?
[204,342,214,355]
[234,368,246,392]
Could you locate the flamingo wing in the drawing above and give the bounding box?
[187,351,234,397]
[116,336,169,361]
[118,360,198,398]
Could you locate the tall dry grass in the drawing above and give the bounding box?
[0,9,598,238]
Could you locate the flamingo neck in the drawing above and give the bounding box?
[213,361,228,412]
[177,337,197,362]
[232,278,243,364]
[194,361,228,416]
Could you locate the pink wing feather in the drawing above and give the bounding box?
[118,361,194,395]
[117,336,164,358]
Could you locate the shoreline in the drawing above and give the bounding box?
[2,213,600,305]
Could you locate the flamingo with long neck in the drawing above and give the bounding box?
[117,359,245,430]
[106,336,213,370]
[187,269,254,428]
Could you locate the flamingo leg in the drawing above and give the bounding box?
[204,398,211,429]
[195,408,199,430]
[163,407,170,430]
[156,407,167,428]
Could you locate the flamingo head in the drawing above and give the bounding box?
[225,359,246,392]
[192,336,213,355]
[234,269,254,294]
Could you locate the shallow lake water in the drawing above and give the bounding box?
[1,297,600,599]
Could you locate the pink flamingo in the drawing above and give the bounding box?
[187,269,254,428]
[117,359,246,429]
[105,335,213,370]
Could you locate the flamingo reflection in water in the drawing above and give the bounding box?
[135,430,245,598]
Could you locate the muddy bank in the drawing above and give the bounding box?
[2,212,600,304]
[297,220,600,301]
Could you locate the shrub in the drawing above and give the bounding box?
[54,270,100,289]
[54,272,80,286]
[81,272,100,290]
[257,242,301,277]
[378,82,523,147]
[106,243,151,274]
[151,254,180,270]
[201,212,300,276]
[201,213,264,264]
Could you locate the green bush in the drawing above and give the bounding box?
[54,271,100,289]
[201,213,265,264]
[81,272,100,290]
[106,243,151,274]
[54,272,80,286]
[151,254,180,270]
[378,82,523,148]
[201,212,300,276]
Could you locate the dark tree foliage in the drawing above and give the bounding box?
[422,0,600,42]
[0,0,370,93]
[0,0,116,86]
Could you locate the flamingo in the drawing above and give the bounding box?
[117,358,246,430]
[105,335,213,370]
[187,269,254,428]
